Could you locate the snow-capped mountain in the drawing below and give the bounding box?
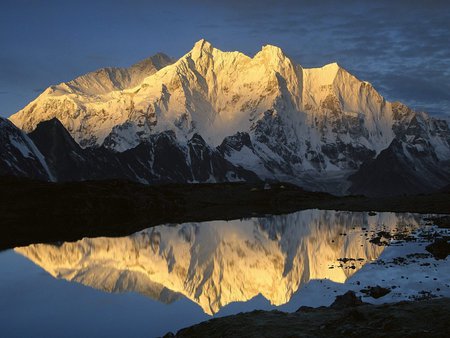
[0,117,53,181]
[15,210,420,315]
[349,104,450,195]
[6,39,450,194]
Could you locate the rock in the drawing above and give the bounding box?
[361,286,391,299]
[175,297,450,337]
[424,216,450,228]
[369,231,392,246]
[426,237,450,260]
[296,306,316,313]
[337,257,355,263]
[330,291,368,308]
[348,308,366,321]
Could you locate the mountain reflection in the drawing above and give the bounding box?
[15,210,419,315]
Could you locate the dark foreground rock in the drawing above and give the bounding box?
[426,216,450,228]
[330,291,368,307]
[171,297,450,337]
[361,286,391,299]
[426,238,450,260]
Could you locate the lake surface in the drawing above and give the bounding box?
[1,209,449,337]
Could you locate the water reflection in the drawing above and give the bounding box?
[15,210,420,315]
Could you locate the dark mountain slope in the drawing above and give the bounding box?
[27,118,258,184]
[0,117,51,181]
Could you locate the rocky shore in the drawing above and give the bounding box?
[167,294,450,337]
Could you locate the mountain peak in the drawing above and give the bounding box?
[260,44,285,56]
[132,52,173,70]
[192,39,213,53]
[255,44,289,62]
[326,62,340,69]
[35,117,65,129]
[187,39,216,62]
[30,118,80,150]
[0,116,53,181]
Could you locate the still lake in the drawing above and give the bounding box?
[1,209,448,337]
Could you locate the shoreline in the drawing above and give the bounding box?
[1,176,449,250]
[168,295,450,337]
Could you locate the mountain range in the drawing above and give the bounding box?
[2,39,450,196]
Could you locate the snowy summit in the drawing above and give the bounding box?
[5,40,450,195]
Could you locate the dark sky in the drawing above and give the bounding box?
[1,0,449,120]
